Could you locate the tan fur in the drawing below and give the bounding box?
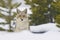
[15,9,29,32]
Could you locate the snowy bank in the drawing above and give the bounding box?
[30,23,60,33]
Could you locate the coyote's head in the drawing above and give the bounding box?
[16,9,28,21]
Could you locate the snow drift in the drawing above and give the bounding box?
[30,23,60,33]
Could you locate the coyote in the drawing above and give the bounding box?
[15,9,29,32]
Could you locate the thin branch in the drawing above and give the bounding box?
[0,9,9,13]
[0,23,8,24]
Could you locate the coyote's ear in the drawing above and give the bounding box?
[23,9,27,13]
[16,9,21,14]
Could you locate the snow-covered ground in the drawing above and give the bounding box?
[0,30,60,40]
[0,23,60,40]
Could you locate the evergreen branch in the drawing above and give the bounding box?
[0,9,9,13]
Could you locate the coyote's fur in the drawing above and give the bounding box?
[15,9,29,32]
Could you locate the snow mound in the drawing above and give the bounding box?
[30,23,60,33]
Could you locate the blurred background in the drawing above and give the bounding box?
[0,0,60,32]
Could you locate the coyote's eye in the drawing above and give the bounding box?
[19,15,21,17]
[23,15,25,17]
